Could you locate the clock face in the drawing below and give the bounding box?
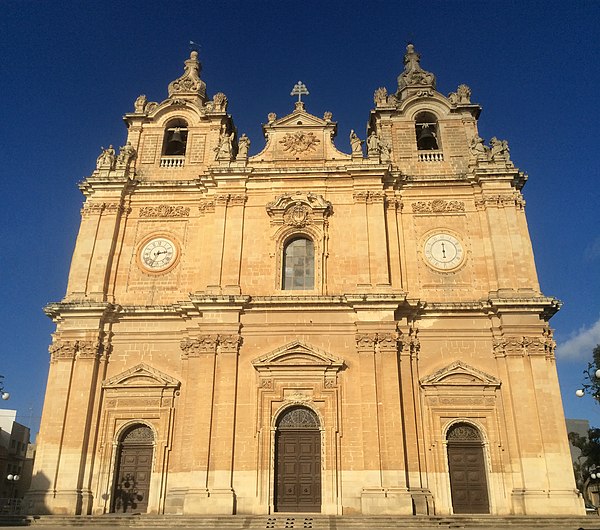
[424,233,464,271]
[140,237,178,271]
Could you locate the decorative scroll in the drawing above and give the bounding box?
[277,407,320,429]
[447,423,482,442]
[412,199,465,213]
[139,205,190,218]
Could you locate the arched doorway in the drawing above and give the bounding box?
[446,423,490,514]
[274,406,321,512]
[112,424,154,513]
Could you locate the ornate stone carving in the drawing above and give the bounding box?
[277,407,319,429]
[267,112,277,123]
[490,137,510,162]
[229,194,248,206]
[475,193,525,209]
[447,424,481,441]
[544,327,556,359]
[355,333,378,351]
[218,334,242,354]
[279,132,320,154]
[367,191,386,204]
[139,205,190,218]
[211,92,228,112]
[355,332,401,353]
[374,87,389,107]
[81,202,128,218]
[323,111,333,121]
[448,84,472,104]
[260,378,273,390]
[122,425,154,444]
[353,191,369,203]
[409,326,420,358]
[266,192,332,227]
[412,199,465,213]
[198,200,215,214]
[469,135,489,158]
[493,334,549,357]
[50,340,102,362]
[167,50,207,102]
[180,335,218,358]
[397,44,436,91]
[377,332,401,352]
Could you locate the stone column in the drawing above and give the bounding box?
[353,192,371,287]
[206,194,229,293]
[366,192,391,289]
[220,194,247,294]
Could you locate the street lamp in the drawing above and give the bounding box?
[6,474,20,497]
[575,367,600,398]
[0,374,9,400]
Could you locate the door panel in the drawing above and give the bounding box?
[275,430,321,512]
[448,443,490,514]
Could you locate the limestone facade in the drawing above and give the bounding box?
[25,46,584,516]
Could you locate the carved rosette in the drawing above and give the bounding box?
[266,192,332,228]
[139,205,190,218]
[412,199,465,214]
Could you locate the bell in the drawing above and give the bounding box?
[417,124,438,150]
[170,127,183,143]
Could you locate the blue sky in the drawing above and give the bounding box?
[1,1,599,435]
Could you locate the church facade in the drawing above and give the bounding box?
[26,46,584,517]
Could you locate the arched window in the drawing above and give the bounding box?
[162,119,188,156]
[415,111,439,150]
[282,237,314,290]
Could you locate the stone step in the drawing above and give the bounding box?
[3,514,598,529]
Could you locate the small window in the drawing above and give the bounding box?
[282,237,314,290]
[415,112,439,150]
[163,119,188,156]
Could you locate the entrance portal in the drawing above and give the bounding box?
[274,406,321,512]
[447,423,490,514]
[112,424,154,513]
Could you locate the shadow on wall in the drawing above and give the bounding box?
[20,471,51,517]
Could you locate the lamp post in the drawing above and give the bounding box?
[0,374,9,400]
[6,474,20,514]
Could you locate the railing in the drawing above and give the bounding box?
[159,156,185,168]
[418,151,444,162]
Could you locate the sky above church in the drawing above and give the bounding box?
[1,1,599,436]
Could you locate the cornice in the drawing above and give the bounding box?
[44,301,120,323]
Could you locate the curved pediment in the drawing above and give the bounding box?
[252,340,344,372]
[420,360,500,388]
[103,363,180,389]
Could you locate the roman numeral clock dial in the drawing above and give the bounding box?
[423,233,465,271]
[139,236,178,272]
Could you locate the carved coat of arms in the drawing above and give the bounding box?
[279,132,320,154]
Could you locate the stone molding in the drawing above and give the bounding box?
[492,330,555,359]
[355,332,402,353]
[266,192,332,227]
[49,339,105,362]
[420,360,501,388]
[81,202,130,218]
[475,193,525,210]
[102,363,180,390]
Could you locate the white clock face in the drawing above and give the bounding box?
[424,233,464,270]
[140,237,178,271]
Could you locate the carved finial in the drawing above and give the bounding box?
[397,44,436,93]
[167,50,207,103]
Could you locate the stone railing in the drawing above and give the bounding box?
[418,151,444,162]
[160,156,185,168]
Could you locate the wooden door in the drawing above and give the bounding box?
[447,424,490,514]
[112,425,154,513]
[274,407,321,512]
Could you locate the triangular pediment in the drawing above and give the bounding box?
[420,361,500,388]
[252,340,344,372]
[273,109,328,128]
[102,363,180,389]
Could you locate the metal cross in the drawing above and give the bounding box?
[290,81,309,102]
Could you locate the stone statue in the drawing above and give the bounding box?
[237,134,250,159]
[134,95,147,113]
[457,84,471,103]
[379,136,392,163]
[267,112,277,123]
[96,145,116,170]
[215,126,234,160]
[469,135,488,157]
[367,132,380,157]
[397,44,436,90]
[323,111,333,122]
[117,141,137,169]
[490,137,510,161]
[350,130,364,157]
